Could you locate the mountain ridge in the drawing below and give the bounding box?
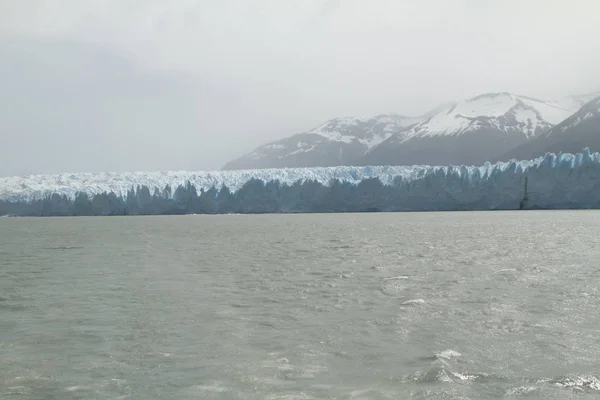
[498,94,600,162]
[222,110,436,170]
[361,92,576,166]
[224,92,598,170]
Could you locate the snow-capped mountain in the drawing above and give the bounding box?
[362,92,577,166]
[499,94,600,161]
[223,91,596,170]
[222,114,425,170]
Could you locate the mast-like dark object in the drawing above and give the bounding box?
[519,176,529,210]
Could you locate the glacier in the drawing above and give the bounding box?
[1,149,600,214]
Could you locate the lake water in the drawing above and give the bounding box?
[1,211,600,399]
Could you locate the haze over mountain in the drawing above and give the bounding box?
[223,114,425,170]
[225,92,597,169]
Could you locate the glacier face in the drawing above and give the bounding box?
[2,149,600,212]
[0,165,442,202]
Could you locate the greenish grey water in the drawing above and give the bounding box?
[1,212,600,399]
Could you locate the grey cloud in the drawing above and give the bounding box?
[1,1,600,175]
[0,38,274,176]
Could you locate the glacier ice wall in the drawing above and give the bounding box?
[1,149,600,211]
[0,165,428,202]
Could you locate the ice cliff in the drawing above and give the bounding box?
[1,149,600,214]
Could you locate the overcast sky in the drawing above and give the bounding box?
[1,0,599,176]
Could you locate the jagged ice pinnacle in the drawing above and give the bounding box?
[1,149,600,211]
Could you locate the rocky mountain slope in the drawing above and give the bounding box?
[222,114,426,170]
[498,95,600,161]
[362,92,576,166]
[224,92,596,169]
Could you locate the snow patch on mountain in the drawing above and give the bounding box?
[265,144,286,150]
[308,118,358,144]
[279,143,318,158]
[400,92,574,141]
[224,91,596,170]
[496,94,600,163]
[557,111,597,134]
[307,114,422,148]
[553,96,600,134]
[223,113,428,169]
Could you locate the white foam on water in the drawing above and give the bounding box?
[402,298,425,306]
[550,375,600,392]
[505,385,540,396]
[450,372,478,381]
[264,394,315,400]
[436,350,462,360]
[382,276,409,281]
[191,382,232,393]
[494,268,517,274]
[3,386,29,395]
